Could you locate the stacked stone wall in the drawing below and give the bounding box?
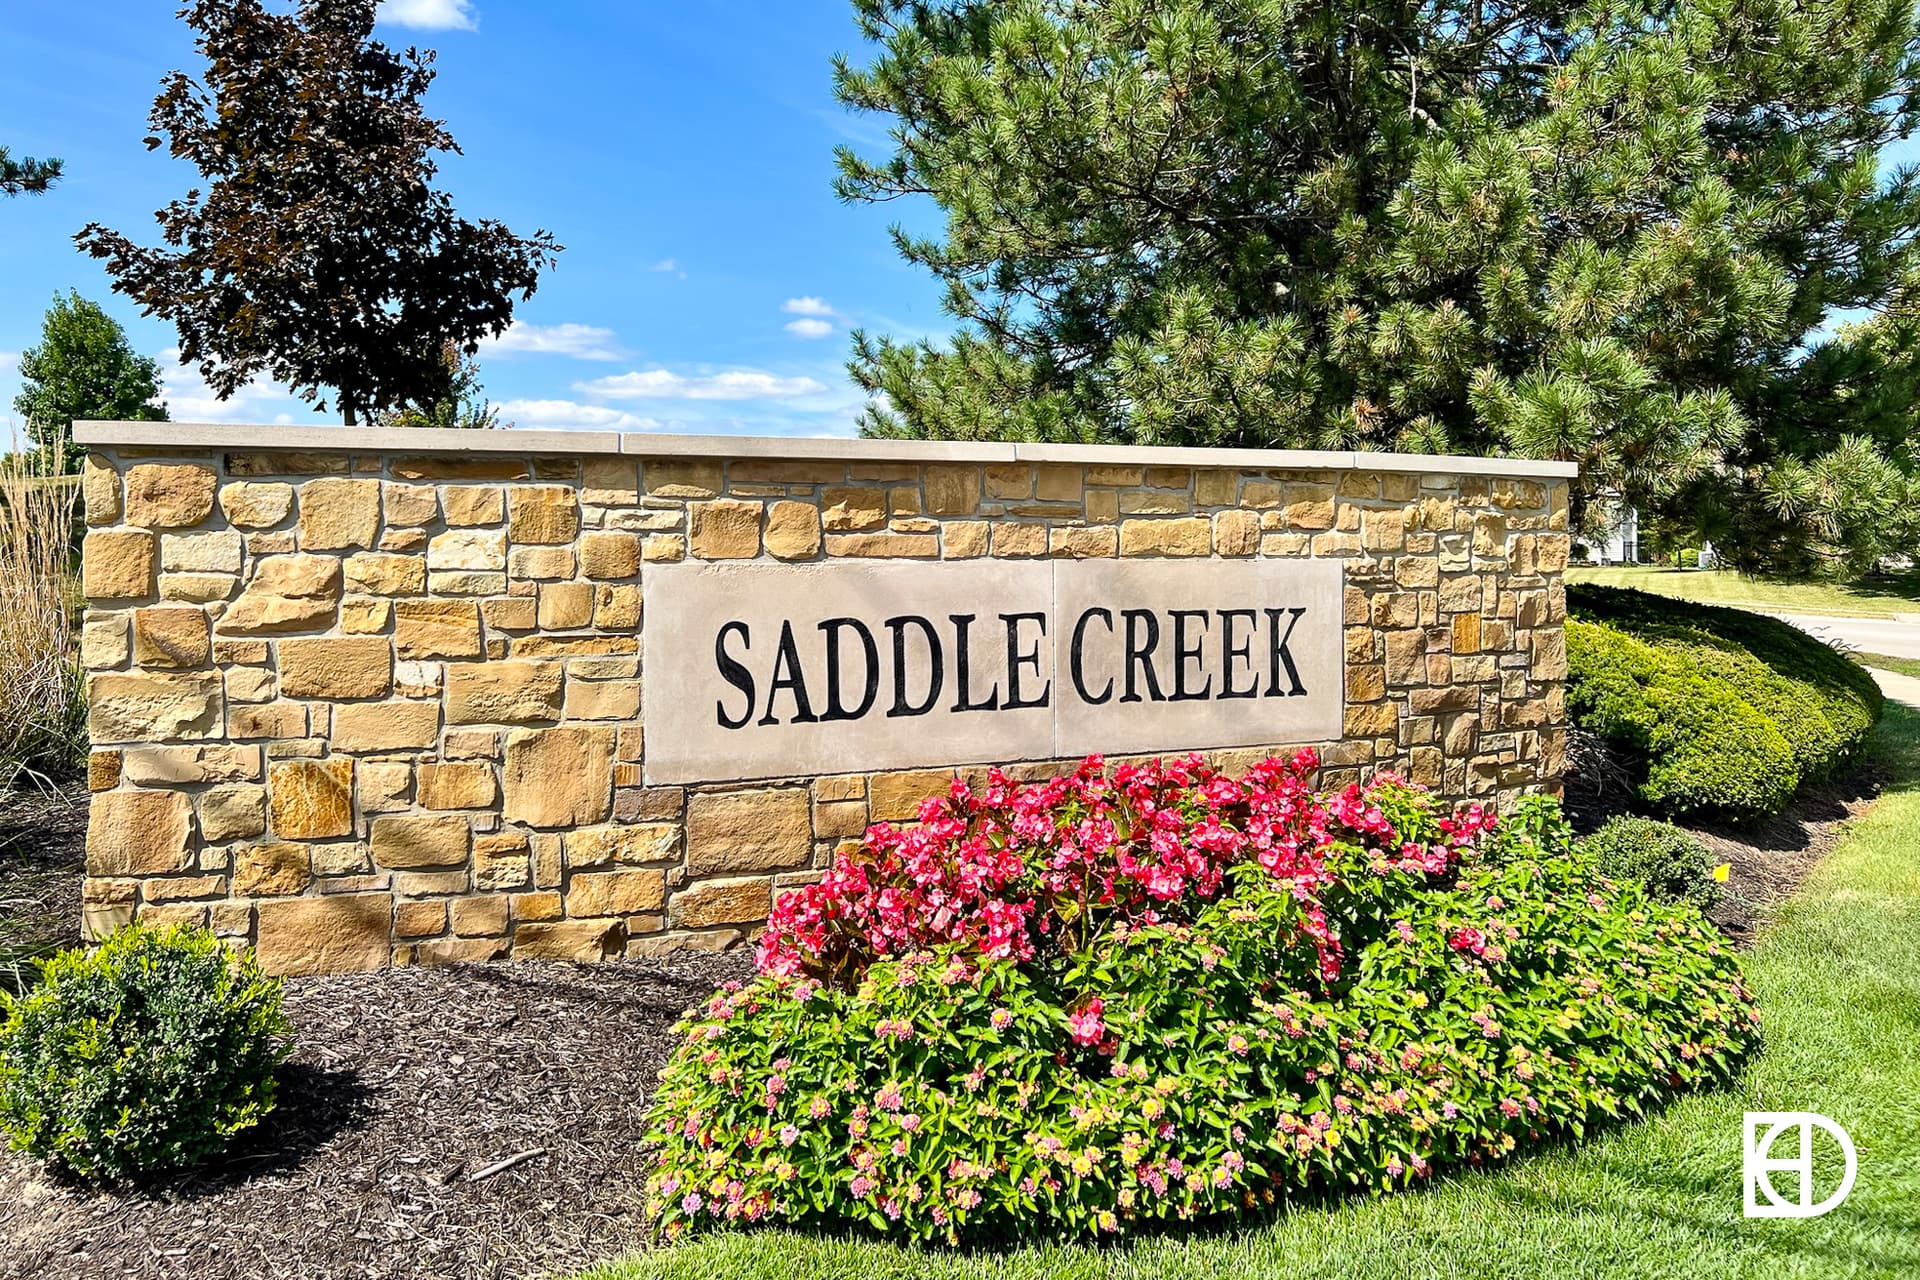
[79,434,1571,974]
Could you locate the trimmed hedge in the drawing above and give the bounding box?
[1580,816,1721,910]
[1566,586,1882,822]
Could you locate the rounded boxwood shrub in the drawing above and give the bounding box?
[1566,585,1882,821]
[644,755,1755,1243]
[0,924,291,1180]
[1580,816,1721,909]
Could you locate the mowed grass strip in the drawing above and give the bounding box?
[1567,566,1920,619]
[586,704,1920,1280]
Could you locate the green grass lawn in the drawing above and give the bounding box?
[586,703,1920,1280]
[1567,565,1920,618]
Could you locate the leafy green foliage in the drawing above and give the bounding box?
[12,292,167,473]
[1566,585,1882,820]
[75,0,559,425]
[1580,817,1722,910]
[645,776,1753,1244]
[0,925,290,1181]
[835,0,1920,568]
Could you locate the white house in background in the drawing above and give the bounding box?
[1576,504,1641,564]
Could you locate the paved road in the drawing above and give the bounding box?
[1764,612,1920,661]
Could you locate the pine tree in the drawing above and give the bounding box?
[76,0,558,425]
[835,0,1920,570]
[0,145,63,196]
[12,293,168,474]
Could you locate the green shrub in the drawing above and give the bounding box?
[644,765,1755,1243]
[0,925,290,1180]
[1580,816,1722,909]
[1566,585,1882,821]
[1677,548,1700,569]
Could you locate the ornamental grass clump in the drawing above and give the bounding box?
[645,754,1757,1244]
[0,925,290,1181]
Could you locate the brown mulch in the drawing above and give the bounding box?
[1560,726,1885,944]
[0,952,753,1280]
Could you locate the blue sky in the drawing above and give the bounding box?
[0,0,951,444]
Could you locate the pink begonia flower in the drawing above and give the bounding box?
[1066,998,1106,1046]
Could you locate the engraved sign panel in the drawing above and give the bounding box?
[641,559,1344,784]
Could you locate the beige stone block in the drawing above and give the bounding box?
[339,598,391,635]
[481,596,537,633]
[268,758,354,838]
[538,581,594,630]
[942,521,989,558]
[510,890,561,920]
[228,702,306,740]
[643,533,685,562]
[578,531,640,580]
[442,485,505,526]
[991,523,1047,558]
[982,464,1031,500]
[86,790,194,875]
[124,464,218,528]
[502,725,612,827]
[812,798,868,838]
[510,918,625,962]
[562,822,679,867]
[450,895,509,938]
[1049,526,1117,558]
[923,465,980,515]
[821,487,886,531]
[567,867,666,917]
[580,458,639,504]
[217,554,341,634]
[428,527,507,572]
[255,894,392,976]
[88,750,122,792]
[826,532,938,557]
[685,788,810,875]
[506,485,579,543]
[120,743,260,785]
[1213,509,1261,556]
[82,615,131,670]
[474,832,530,890]
[393,599,482,660]
[83,530,157,600]
[232,841,312,896]
[371,814,471,869]
[343,552,426,597]
[358,760,414,811]
[565,678,640,720]
[198,783,267,842]
[642,459,722,498]
[1085,490,1118,523]
[89,670,223,742]
[1194,470,1237,506]
[430,569,506,596]
[1119,517,1210,557]
[217,481,292,528]
[161,530,243,574]
[689,500,762,559]
[382,481,439,527]
[277,636,392,699]
[764,501,822,560]
[83,455,122,526]
[867,768,958,822]
[446,659,563,723]
[506,545,572,581]
[331,701,440,753]
[226,451,349,478]
[160,572,239,604]
[1086,465,1142,486]
[297,477,381,550]
[394,899,447,938]
[593,583,640,631]
[132,607,211,668]
[415,762,496,810]
[1121,490,1191,515]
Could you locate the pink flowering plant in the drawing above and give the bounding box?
[644,754,1757,1244]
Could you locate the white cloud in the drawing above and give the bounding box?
[494,399,662,431]
[649,258,679,273]
[782,296,835,317]
[158,350,318,425]
[0,352,17,376]
[576,368,828,401]
[379,0,477,31]
[479,321,624,361]
[784,317,834,339]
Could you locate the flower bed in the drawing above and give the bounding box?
[644,754,1756,1244]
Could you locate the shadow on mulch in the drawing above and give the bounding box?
[0,780,88,992]
[1561,726,1885,945]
